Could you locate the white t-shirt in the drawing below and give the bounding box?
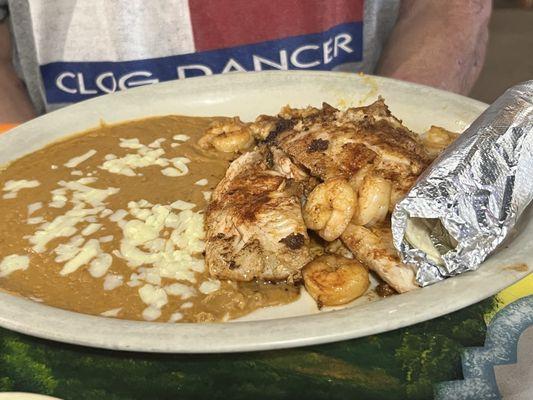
[1,0,400,113]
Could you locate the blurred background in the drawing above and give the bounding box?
[470,0,533,102]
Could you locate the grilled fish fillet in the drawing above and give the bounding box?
[206,100,437,292]
[206,149,312,282]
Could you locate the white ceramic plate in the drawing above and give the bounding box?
[0,71,530,353]
[0,394,60,400]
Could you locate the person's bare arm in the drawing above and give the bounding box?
[0,21,35,123]
[377,0,491,95]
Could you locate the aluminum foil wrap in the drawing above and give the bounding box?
[392,81,533,286]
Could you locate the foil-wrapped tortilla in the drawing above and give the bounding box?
[392,81,533,286]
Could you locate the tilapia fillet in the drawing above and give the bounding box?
[206,149,312,282]
[206,99,434,292]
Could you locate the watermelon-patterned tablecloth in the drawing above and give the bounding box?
[0,125,531,400]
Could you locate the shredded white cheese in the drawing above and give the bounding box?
[54,236,85,263]
[139,283,168,308]
[127,279,142,287]
[22,177,119,278]
[194,179,208,186]
[202,191,212,202]
[64,149,97,168]
[60,239,101,275]
[100,307,122,317]
[136,199,153,208]
[144,269,162,286]
[119,138,144,149]
[161,167,181,177]
[138,283,169,321]
[107,199,207,319]
[59,178,119,207]
[99,235,114,243]
[0,254,30,277]
[165,283,196,299]
[100,147,167,176]
[129,206,152,221]
[171,157,190,172]
[100,138,191,178]
[123,219,161,246]
[88,252,113,277]
[103,274,123,291]
[3,179,40,192]
[148,138,166,148]
[109,209,128,222]
[173,134,190,142]
[170,200,195,210]
[199,279,221,295]
[27,178,120,255]
[168,312,183,322]
[100,209,113,218]
[142,306,161,321]
[27,202,43,215]
[81,223,102,236]
[2,179,40,199]
[28,206,89,252]
[49,188,68,208]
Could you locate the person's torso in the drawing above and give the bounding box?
[7,0,400,114]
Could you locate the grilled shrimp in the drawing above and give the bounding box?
[249,115,280,140]
[198,117,255,152]
[302,254,370,307]
[351,174,392,226]
[421,126,458,159]
[303,178,356,241]
[278,105,320,119]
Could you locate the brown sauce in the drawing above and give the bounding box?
[0,116,300,322]
[375,282,397,297]
[504,263,528,272]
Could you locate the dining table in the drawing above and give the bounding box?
[0,123,531,400]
